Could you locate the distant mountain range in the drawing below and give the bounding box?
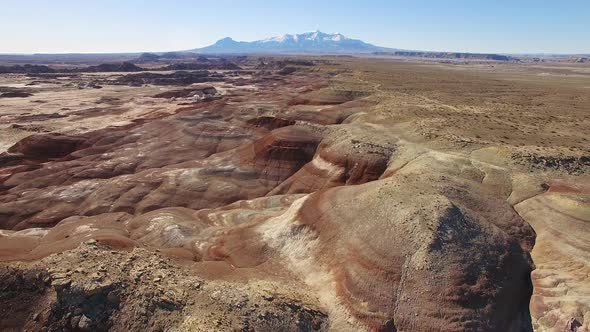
[3,30,586,62]
[191,31,396,54]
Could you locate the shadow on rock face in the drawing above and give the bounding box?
[7,133,88,160]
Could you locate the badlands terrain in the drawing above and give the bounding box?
[0,55,588,331]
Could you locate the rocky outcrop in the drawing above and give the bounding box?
[264,178,534,331]
[164,62,241,71]
[0,244,330,332]
[269,127,394,194]
[114,71,222,86]
[515,179,590,332]
[134,52,161,63]
[0,64,55,74]
[84,62,143,73]
[152,86,218,99]
[377,51,512,61]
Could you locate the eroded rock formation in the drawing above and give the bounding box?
[0,57,588,331]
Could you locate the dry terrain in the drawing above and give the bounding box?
[0,56,588,331]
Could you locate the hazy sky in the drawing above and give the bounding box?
[1,0,589,54]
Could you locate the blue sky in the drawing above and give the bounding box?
[1,0,588,54]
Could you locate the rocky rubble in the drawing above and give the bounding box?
[512,152,590,175]
[0,242,329,331]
